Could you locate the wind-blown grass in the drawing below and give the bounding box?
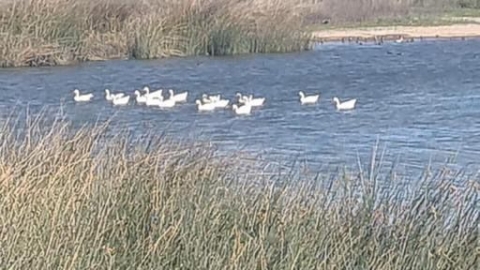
[1,0,478,67]
[0,0,311,67]
[0,112,478,269]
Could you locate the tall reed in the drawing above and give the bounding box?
[0,112,478,269]
[0,0,311,67]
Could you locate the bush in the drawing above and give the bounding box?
[0,0,311,67]
[0,112,478,269]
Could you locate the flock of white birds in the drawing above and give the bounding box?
[72,87,357,115]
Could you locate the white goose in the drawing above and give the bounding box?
[202,94,221,103]
[232,104,252,115]
[244,95,265,107]
[202,94,229,108]
[157,97,176,108]
[112,95,130,106]
[134,90,148,104]
[333,97,357,110]
[299,91,319,105]
[202,94,211,103]
[213,99,230,108]
[236,93,249,104]
[169,89,188,103]
[196,100,216,112]
[143,86,164,99]
[145,96,163,106]
[73,89,94,102]
[105,89,125,101]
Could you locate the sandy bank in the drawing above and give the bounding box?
[311,23,480,42]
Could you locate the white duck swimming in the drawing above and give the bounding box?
[134,90,148,104]
[157,97,176,108]
[145,96,163,106]
[202,94,221,103]
[236,93,249,104]
[213,99,230,108]
[202,94,229,108]
[232,104,252,115]
[112,95,130,106]
[332,97,357,110]
[143,86,164,99]
[244,95,265,107]
[105,89,125,101]
[73,89,94,102]
[169,89,188,103]
[299,91,319,105]
[196,100,216,111]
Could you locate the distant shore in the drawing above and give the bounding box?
[311,22,480,43]
[0,0,310,68]
[2,0,480,69]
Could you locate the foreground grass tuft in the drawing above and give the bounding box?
[0,0,311,67]
[0,114,478,269]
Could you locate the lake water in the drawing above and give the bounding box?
[1,39,480,177]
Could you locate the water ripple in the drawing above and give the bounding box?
[1,39,480,176]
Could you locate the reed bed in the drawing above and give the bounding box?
[0,0,475,67]
[0,112,478,269]
[0,0,312,67]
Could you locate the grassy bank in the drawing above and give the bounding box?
[0,0,311,67]
[306,1,480,42]
[1,0,480,68]
[0,114,478,269]
[303,0,480,27]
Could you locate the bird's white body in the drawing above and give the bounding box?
[105,89,125,101]
[236,93,249,104]
[202,94,221,103]
[73,89,94,102]
[143,87,164,99]
[244,95,265,107]
[145,96,163,106]
[169,89,188,103]
[196,100,216,111]
[333,97,357,110]
[213,99,229,108]
[158,98,176,108]
[299,91,319,105]
[232,104,252,115]
[112,95,130,105]
[134,90,148,103]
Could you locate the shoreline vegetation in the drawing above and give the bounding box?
[0,114,478,269]
[1,0,480,68]
[0,0,311,67]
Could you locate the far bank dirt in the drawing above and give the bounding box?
[311,23,480,42]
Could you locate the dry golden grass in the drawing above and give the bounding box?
[0,0,311,67]
[0,0,474,67]
[0,111,478,269]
